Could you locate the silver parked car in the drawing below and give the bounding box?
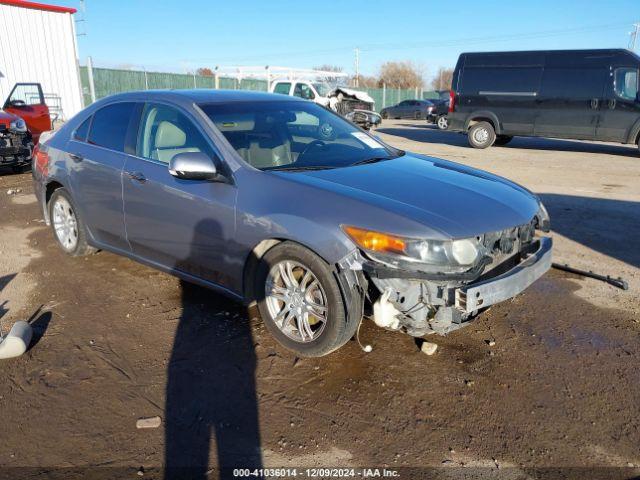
[33,90,552,357]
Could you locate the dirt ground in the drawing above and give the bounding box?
[0,122,639,479]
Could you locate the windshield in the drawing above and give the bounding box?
[199,101,397,171]
[312,82,332,97]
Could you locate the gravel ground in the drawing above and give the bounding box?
[0,122,638,479]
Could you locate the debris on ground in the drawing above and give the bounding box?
[136,416,162,429]
[6,188,22,195]
[485,339,496,347]
[0,321,33,360]
[420,341,438,356]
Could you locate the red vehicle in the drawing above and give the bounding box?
[1,83,51,173]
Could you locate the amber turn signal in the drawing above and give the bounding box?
[343,226,406,255]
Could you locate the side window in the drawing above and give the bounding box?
[273,82,291,95]
[73,116,92,142]
[462,67,542,93]
[136,103,213,164]
[293,83,315,100]
[614,68,638,101]
[540,68,606,99]
[87,102,135,152]
[398,101,409,106]
[6,83,44,106]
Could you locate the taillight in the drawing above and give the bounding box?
[34,145,50,176]
[448,90,456,113]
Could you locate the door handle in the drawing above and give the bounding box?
[125,171,146,183]
[590,98,599,109]
[608,99,616,109]
[68,153,83,162]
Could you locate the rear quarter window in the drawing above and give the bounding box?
[73,116,92,142]
[540,68,606,99]
[87,102,136,152]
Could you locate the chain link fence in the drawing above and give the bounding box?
[80,65,442,112]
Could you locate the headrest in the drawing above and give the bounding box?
[155,121,186,148]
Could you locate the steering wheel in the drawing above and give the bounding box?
[298,140,326,162]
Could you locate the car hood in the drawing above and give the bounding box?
[0,109,18,128]
[277,153,541,239]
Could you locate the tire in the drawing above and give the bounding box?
[48,188,95,257]
[436,115,448,130]
[468,121,496,149]
[494,135,513,146]
[255,241,354,357]
[381,111,388,120]
[414,111,422,120]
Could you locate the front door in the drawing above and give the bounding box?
[596,66,640,143]
[534,67,607,140]
[4,83,51,142]
[122,102,237,289]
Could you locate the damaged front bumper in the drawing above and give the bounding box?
[340,236,552,336]
[0,128,33,166]
[345,110,382,129]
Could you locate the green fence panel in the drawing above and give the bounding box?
[218,77,238,89]
[195,75,216,89]
[239,78,268,92]
[79,66,92,107]
[146,71,193,90]
[92,67,146,99]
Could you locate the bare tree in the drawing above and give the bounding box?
[197,67,214,77]
[430,67,454,91]
[378,61,424,89]
[351,74,379,88]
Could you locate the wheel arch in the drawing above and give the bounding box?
[241,237,339,305]
[42,179,65,224]
[465,111,501,135]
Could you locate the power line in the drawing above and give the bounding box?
[181,21,629,65]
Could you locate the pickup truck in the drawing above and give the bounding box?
[1,83,51,173]
[271,79,381,130]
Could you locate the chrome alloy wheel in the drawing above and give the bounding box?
[265,260,328,343]
[473,126,490,144]
[437,115,448,130]
[52,196,78,251]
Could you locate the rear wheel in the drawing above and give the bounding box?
[494,135,513,146]
[436,115,448,130]
[381,111,388,119]
[414,111,422,120]
[48,188,95,257]
[256,242,354,357]
[468,121,496,149]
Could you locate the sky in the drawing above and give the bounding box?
[69,0,639,82]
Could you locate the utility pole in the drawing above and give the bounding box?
[354,47,360,87]
[630,23,640,50]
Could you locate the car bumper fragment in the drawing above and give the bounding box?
[456,237,552,313]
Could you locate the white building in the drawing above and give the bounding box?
[0,0,83,121]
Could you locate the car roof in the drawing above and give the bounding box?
[93,89,302,106]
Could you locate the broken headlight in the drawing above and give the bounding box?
[342,225,487,274]
[9,118,27,133]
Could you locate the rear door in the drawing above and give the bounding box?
[597,66,640,142]
[122,102,236,288]
[534,66,606,140]
[3,83,51,142]
[66,102,137,251]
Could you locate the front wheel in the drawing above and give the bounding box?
[381,111,388,119]
[256,242,355,357]
[436,115,448,130]
[48,188,95,256]
[468,121,496,149]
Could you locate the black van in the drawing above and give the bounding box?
[447,49,640,151]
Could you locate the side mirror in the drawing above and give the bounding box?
[169,152,221,181]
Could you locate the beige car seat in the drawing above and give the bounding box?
[151,121,200,164]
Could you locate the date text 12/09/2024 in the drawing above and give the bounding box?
[232,468,400,478]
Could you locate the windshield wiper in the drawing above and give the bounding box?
[268,165,338,172]
[351,150,405,167]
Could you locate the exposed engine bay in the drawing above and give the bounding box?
[328,87,382,130]
[337,217,553,337]
[0,126,33,168]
